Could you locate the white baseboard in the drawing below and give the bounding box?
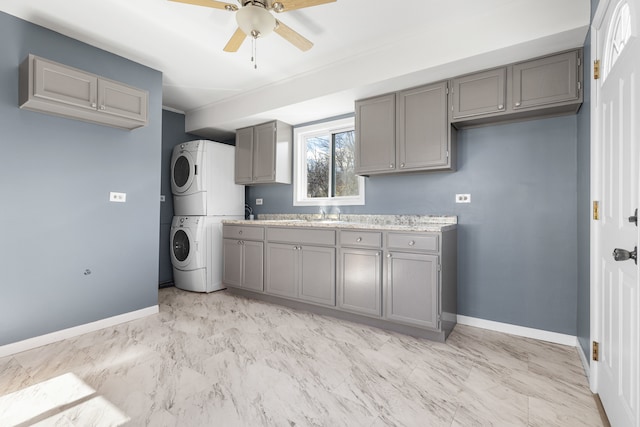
[457,315,578,347]
[577,340,591,379]
[0,306,159,359]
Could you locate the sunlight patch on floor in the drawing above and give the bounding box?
[0,372,129,426]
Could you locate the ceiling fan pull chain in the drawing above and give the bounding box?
[252,37,258,69]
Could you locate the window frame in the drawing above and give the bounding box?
[293,117,365,207]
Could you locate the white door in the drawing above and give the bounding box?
[592,1,640,426]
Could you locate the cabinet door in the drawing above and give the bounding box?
[386,252,439,330]
[97,79,147,123]
[242,240,264,291]
[33,56,98,111]
[355,94,396,174]
[338,248,382,317]
[253,122,277,183]
[512,50,580,110]
[235,127,254,184]
[451,68,506,120]
[397,82,449,170]
[265,243,298,298]
[222,239,243,288]
[299,246,335,306]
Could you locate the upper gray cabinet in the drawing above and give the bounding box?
[354,93,396,174]
[235,120,292,185]
[511,50,580,111]
[19,54,148,130]
[397,82,453,171]
[450,68,506,120]
[355,81,455,176]
[450,49,583,127]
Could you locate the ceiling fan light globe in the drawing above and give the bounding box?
[236,5,276,38]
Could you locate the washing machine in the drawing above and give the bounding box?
[171,140,244,216]
[170,215,242,293]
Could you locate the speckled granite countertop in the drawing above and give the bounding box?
[223,214,457,232]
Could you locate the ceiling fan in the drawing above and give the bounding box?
[169,0,336,53]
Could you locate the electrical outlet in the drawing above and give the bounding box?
[160,195,165,202]
[456,194,471,203]
[110,192,126,203]
[256,198,263,205]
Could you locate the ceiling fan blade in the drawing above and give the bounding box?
[169,0,237,11]
[223,28,247,52]
[274,20,313,51]
[272,0,336,12]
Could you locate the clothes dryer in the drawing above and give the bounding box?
[171,140,244,216]
[170,215,241,293]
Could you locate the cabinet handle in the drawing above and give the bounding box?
[238,230,243,235]
[237,240,242,245]
[400,163,405,168]
[515,102,521,107]
[91,102,97,108]
[498,104,504,110]
[387,253,392,258]
[99,105,106,110]
[389,163,394,168]
[356,237,362,242]
[408,240,415,246]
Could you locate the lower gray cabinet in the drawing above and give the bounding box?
[223,223,456,341]
[338,248,382,317]
[265,243,336,306]
[265,243,298,298]
[299,246,336,306]
[222,239,264,291]
[386,251,439,330]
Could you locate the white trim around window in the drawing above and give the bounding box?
[293,117,365,207]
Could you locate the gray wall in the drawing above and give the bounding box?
[0,12,163,346]
[159,110,199,285]
[249,115,580,335]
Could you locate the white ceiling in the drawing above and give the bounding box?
[1,0,591,140]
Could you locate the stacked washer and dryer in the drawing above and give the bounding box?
[169,140,245,292]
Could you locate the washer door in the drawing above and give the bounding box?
[171,150,196,194]
[170,227,193,269]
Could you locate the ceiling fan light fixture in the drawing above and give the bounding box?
[236,5,276,38]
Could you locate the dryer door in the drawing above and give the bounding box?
[171,150,196,194]
[170,227,193,269]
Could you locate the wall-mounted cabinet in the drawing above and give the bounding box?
[450,49,582,128]
[19,54,148,130]
[235,120,292,185]
[355,81,455,176]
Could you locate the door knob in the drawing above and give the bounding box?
[613,247,637,264]
[629,208,638,226]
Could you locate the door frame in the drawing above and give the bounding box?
[589,0,604,393]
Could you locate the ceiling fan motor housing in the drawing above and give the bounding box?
[236,4,276,38]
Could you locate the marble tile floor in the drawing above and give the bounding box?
[0,287,603,427]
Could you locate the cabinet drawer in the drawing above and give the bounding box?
[223,225,264,241]
[387,233,439,252]
[339,231,382,248]
[267,227,335,246]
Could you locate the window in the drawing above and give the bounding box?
[604,1,632,81]
[293,117,365,206]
